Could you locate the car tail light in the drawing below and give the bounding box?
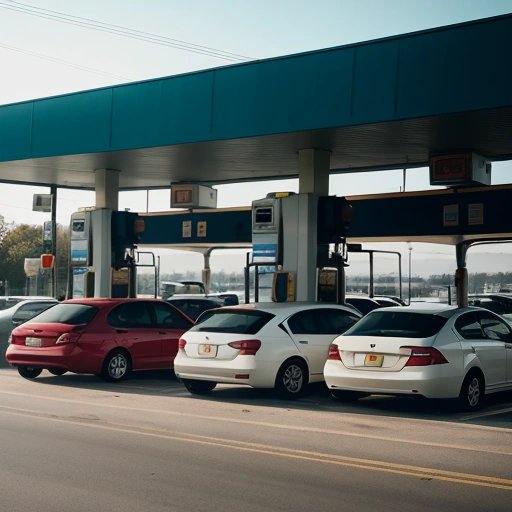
[228,340,261,355]
[178,338,187,350]
[327,343,341,360]
[402,346,448,366]
[55,331,82,345]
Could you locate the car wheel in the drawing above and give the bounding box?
[17,366,43,379]
[330,390,368,402]
[182,379,217,395]
[458,371,484,411]
[275,358,307,399]
[48,368,67,376]
[101,350,131,382]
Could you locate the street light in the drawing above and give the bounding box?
[407,242,412,304]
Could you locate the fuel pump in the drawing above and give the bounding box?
[68,209,93,298]
[68,209,144,298]
[248,193,295,302]
[316,196,352,304]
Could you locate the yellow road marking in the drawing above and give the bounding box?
[2,405,511,491]
[0,389,511,456]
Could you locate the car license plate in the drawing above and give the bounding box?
[25,337,42,347]
[198,344,217,357]
[364,353,383,367]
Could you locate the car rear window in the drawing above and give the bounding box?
[191,309,274,334]
[25,303,98,325]
[343,310,448,338]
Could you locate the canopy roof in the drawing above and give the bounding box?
[0,14,511,190]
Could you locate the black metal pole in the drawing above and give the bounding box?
[50,185,57,298]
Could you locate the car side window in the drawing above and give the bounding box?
[287,309,358,335]
[12,302,55,323]
[454,312,484,340]
[152,302,192,330]
[478,311,512,342]
[108,302,152,328]
[287,310,320,334]
[323,309,361,334]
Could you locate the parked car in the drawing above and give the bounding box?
[324,305,512,410]
[0,295,55,311]
[0,298,58,362]
[6,298,194,381]
[166,296,224,321]
[373,296,405,307]
[160,280,206,299]
[175,302,362,399]
[344,295,382,315]
[468,293,512,324]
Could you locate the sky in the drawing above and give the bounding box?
[0,0,511,278]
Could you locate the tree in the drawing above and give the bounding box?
[0,224,43,295]
[0,214,11,246]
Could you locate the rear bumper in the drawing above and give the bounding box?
[323,360,461,399]
[174,353,274,387]
[5,344,102,374]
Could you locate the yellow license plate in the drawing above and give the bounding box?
[364,353,383,367]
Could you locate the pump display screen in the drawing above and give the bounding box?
[72,220,85,232]
[255,207,273,224]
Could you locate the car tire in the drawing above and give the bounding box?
[48,368,67,376]
[17,366,43,379]
[458,371,484,411]
[101,350,131,382]
[275,358,307,400]
[330,390,368,402]
[182,379,217,395]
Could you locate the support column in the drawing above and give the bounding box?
[91,169,120,297]
[202,249,213,294]
[95,168,120,210]
[283,149,330,301]
[298,149,330,194]
[455,242,469,308]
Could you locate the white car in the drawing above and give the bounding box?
[323,305,512,410]
[174,302,361,399]
[0,298,57,363]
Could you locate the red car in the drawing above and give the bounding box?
[6,298,194,382]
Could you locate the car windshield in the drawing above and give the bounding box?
[25,303,98,325]
[343,310,448,338]
[191,309,274,334]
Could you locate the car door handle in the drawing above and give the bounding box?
[298,340,309,344]
[506,344,512,349]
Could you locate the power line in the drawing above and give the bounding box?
[0,1,254,62]
[0,42,132,80]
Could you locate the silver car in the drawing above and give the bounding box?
[0,298,57,365]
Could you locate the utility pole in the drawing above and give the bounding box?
[51,185,57,298]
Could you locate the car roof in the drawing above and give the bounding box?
[168,295,222,303]
[62,298,169,306]
[469,293,512,301]
[368,303,456,314]
[345,295,380,301]
[368,304,501,319]
[217,301,360,314]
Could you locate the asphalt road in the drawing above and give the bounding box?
[0,368,511,512]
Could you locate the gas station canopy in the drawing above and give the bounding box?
[0,14,511,190]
